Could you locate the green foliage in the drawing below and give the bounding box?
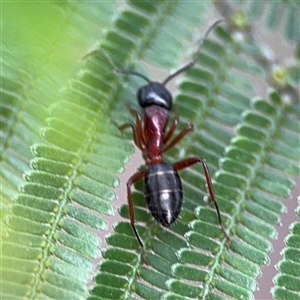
[1,1,299,300]
[272,199,300,300]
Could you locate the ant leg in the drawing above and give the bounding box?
[173,157,230,241]
[122,124,143,151]
[127,169,148,264]
[163,123,194,153]
[128,109,147,149]
[164,114,179,145]
[117,110,146,153]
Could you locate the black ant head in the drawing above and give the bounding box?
[137,82,172,110]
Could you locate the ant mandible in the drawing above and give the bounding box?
[106,20,229,263]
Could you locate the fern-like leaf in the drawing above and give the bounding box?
[91,2,299,300]
[1,2,122,299]
[272,199,300,300]
[1,1,299,300]
[164,91,298,299]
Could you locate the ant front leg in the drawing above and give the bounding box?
[126,169,148,264]
[117,109,146,153]
[173,157,230,241]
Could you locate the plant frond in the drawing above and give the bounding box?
[1,2,121,299]
[272,199,300,300]
[164,91,299,299]
[248,1,300,42]
[126,0,208,68]
[89,1,299,297]
[1,1,299,300]
[0,1,115,222]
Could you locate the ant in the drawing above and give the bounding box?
[105,20,229,263]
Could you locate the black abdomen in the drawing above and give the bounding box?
[144,162,183,227]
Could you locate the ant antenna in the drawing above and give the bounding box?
[102,51,151,84]
[101,20,222,86]
[162,19,223,86]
